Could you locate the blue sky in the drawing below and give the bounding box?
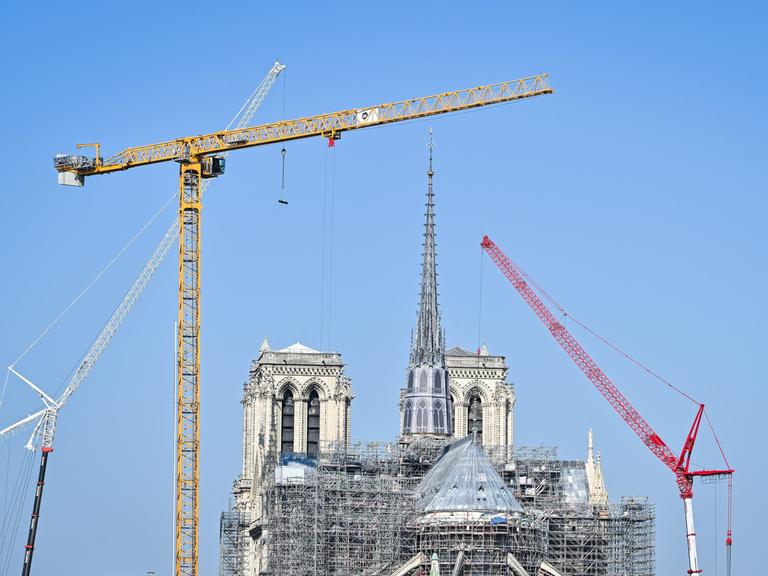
[0,1,765,574]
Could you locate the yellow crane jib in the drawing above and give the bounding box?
[52,72,553,576]
[53,74,553,185]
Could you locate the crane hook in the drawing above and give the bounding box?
[278,147,288,205]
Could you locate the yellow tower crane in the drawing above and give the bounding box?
[53,74,553,576]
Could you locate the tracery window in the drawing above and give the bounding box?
[433,400,445,432]
[306,390,320,457]
[417,370,428,392]
[468,393,483,444]
[433,371,443,392]
[416,399,428,432]
[404,400,413,431]
[280,389,294,454]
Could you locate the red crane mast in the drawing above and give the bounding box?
[480,234,733,575]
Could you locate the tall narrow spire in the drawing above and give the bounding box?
[586,428,609,505]
[410,128,444,368]
[402,129,452,437]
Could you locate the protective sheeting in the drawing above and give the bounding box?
[416,436,523,513]
[561,465,590,505]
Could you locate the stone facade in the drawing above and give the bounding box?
[234,338,352,576]
[400,344,516,448]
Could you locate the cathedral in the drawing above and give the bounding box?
[223,135,654,576]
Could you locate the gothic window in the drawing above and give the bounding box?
[280,390,294,454]
[433,371,443,392]
[306,390,320,457]
[407,372,414,392]
[468,393,483,444]
[416,399,428,432]
[404,400,413,431]
[418,370,428,392]
[433,400,445,432]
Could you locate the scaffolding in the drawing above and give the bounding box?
[220,500,245,576]
[493,446,656,576]
[265,455,417,576]
[413,519,548,576]
[230,440,654,576]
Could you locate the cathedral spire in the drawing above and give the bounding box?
[401,129,452,437]
[410,128,444,368]
[586,428,609,506]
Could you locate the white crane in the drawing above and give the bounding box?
[0,60,285,576]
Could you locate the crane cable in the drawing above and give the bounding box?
[6,190,178,372]
[0,445,34,576]
[278,69,288,205]
[0,371,8,410]
[488,249,735,566]
[279,147,288,205]
[477,245,484,351]
[327,143,337,349]
[319,144,328,347]
[509,257,700,406]
[494,253,733,470]
[318,140,338,350]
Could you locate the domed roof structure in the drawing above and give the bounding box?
[416,436,522,514]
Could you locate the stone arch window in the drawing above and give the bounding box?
[416,399,428,432]
[306,390,320,457]
[404,400,413,431]
[417,370,428,392]
[433,400,445,432]
[433,371,443,392]
[407,372,414,392]
[468,393,483,444]
[281,389,295,454]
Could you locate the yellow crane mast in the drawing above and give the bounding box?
[53,73,553,576]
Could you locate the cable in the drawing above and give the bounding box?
[0,448,34,576]
[477,245,484,350]
[327,145,337,348]
[703,408,732,470]
[319,145,329,348]
[9,190,178,369]
[0,370,9,409]
[282,68,287,120]
[507,257,700,406]
[278,70,289,205]
[1,440,10,541]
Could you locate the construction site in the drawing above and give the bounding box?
[220,438,655,576]
[0,9,747,575]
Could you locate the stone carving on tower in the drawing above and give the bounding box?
[234,338,352,576]
[400,130,453,437]
[444,344,515,448]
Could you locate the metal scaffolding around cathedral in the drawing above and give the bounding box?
[221,134,655,576]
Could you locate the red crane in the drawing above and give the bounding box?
[480,234,733,575]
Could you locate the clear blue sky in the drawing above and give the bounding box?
[0,2,764,574]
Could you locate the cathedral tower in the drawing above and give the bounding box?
[401,130,453,436]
